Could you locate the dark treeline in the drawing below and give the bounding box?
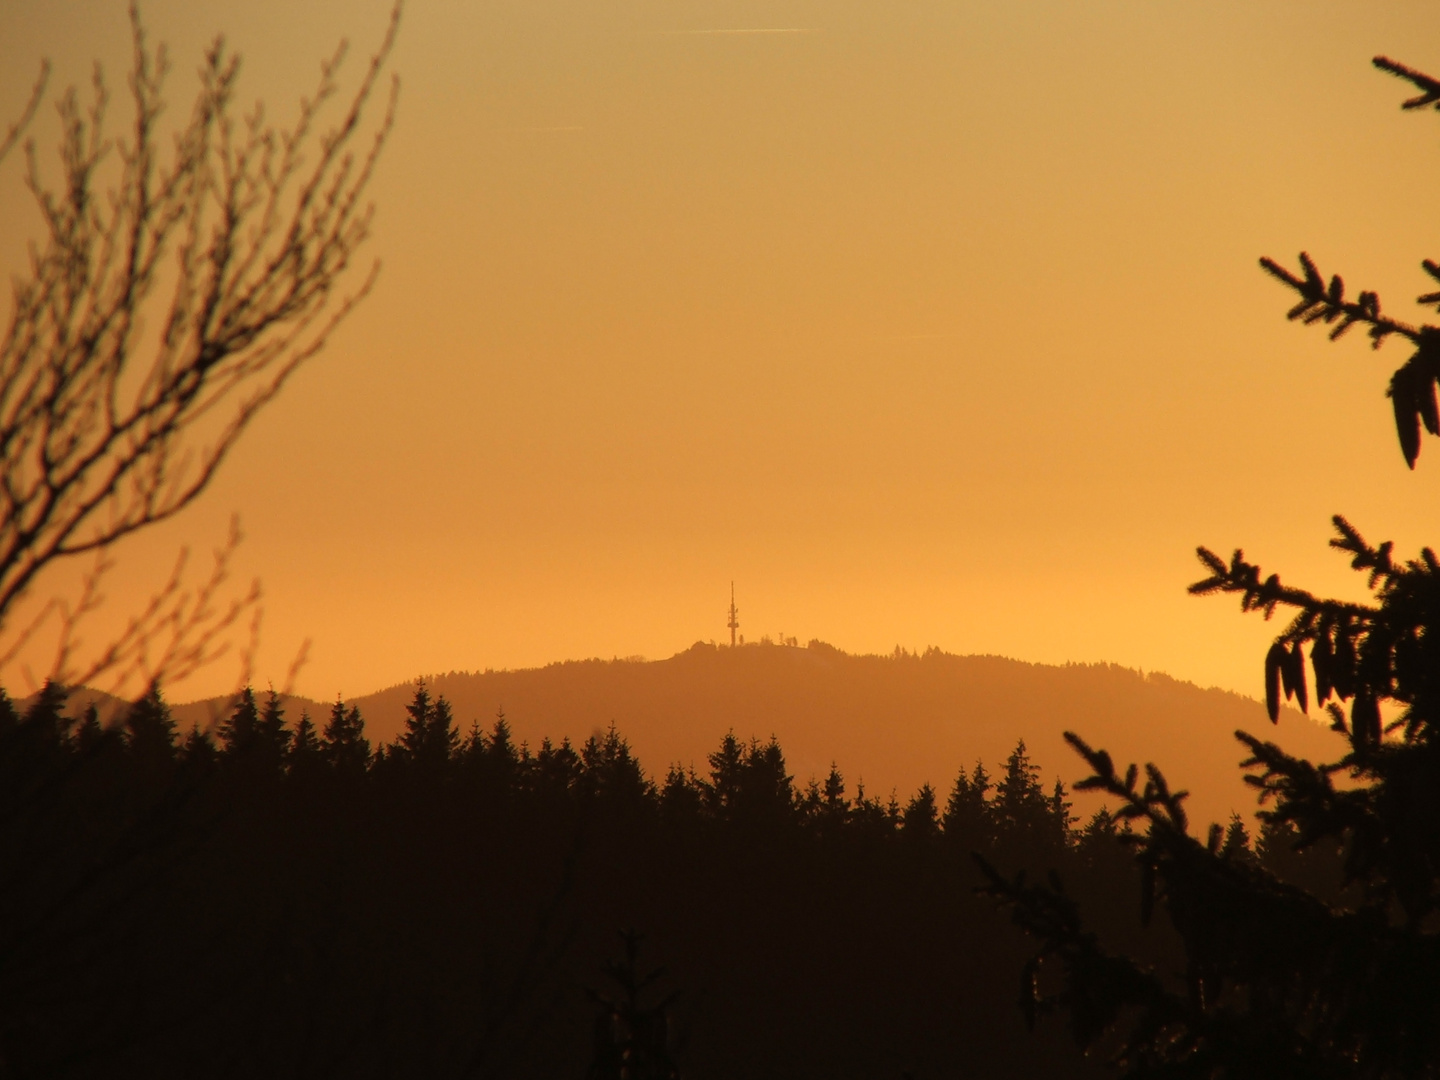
[0,679,1328,1079]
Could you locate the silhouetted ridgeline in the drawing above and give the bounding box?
[2,677,1345,1078]
[156,641,1331,834]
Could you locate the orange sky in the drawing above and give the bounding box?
[4,0,1440,707]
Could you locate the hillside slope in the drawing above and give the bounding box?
[156,641,1334,832]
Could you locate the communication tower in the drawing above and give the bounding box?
[727,582,740,647]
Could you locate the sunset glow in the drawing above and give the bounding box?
[3,0,1440,706]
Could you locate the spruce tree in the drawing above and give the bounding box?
[1048,779,1076,841]
[704,731,745,818]
[394,682,458,769]
[20,682,68,752]
[218,687,260,758]
[992,740,1070,853]
[257,689,293,764]
[425,694,459,765]
[531,735,581,797]
[822,763,847,811]
[1074,807,1121,865]
[943,761,993,851]
[902,782,941,841]
[735,737,794,827]
[398,680,432,758]
[1220,813,1254,865]
[320,697,370,773]
[178,725,218,775]
[848,781,898,839]
[982,54,1440,1079]
[124,683,177,767]
[660,763,704,824]
[459,710,518,791]
[72,702,106,755]
[993,741,1043,822]
[2,683,69,806]
[817,763,850,833]
[581,724,650,807]
[484,709,514,774]
[288,710,319,772]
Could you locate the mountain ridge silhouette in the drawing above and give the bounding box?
[62,640,1332,831]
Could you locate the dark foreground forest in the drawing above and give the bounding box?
[0,680,1332,1080]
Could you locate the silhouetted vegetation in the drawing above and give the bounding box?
[982,55,1440,1079]
[0,672,1271,1078]
[0,5,398,693]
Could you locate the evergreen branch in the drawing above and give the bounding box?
[988,731,1380,1075]
[1187,544,1374,623]
[1259,253,1417,347]
[1192,517,1440,726]
[1374,55,1440,111]
[1257,250,1440,465]
[975,852,1180,1056]
[987,52,1440,1076]
[1063,732,1189,837]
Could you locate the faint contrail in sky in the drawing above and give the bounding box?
[651,28,821,35]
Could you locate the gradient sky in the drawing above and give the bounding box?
[4,0,1440,705]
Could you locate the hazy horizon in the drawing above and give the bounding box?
[168,638,1283,707]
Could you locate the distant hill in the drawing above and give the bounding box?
[138,640,1335,832]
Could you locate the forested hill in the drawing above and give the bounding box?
[177,641,1336,831]
[9,646,1349,1077]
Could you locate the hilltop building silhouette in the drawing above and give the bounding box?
[728,583,740,648]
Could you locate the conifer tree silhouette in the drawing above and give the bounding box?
[814,762,851,834]
[902,782,941,841]
[485,710,519,777]
[981,54,1440,1079]
[704,731,745,818]
[72,701,105,755]
[399,679,434,755]
[993,741,1045,825]
[580,724,651,808]
[178,723,217,775]
[660,762,704,826]
[530,733,582,797]
[1048,779,1075,839]
[257,689,293,764]
[1074,806,1120,865]
[1219,813,1253,865]
[991,741,1071,848]
[321,697,370,774]
[124,683,177,767]
[218,686,260,757]
[734,737,794,827]
[396,680,459,767]
[944,761,993,851]
[289,709,319,771]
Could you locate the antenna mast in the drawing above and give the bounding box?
[727,582,740,648]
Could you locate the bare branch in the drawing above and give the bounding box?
[5,515,264,702]
[0,62,49,166]
[0,6,401,678]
